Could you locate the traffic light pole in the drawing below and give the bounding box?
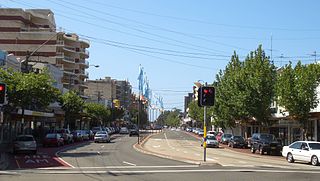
[203,82,207,162]
[203,105,207,162]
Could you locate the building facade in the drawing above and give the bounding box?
[0,8,90,95]
[84,77,132,109]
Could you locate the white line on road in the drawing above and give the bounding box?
[237,161,247,164]
[101,145,104,148]
[122,161,137,166]
[153,145,161,148]
[70,165,199,169]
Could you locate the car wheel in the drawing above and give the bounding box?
[259,147,264,155]
[231,144,234,148]
[311,155,319,166]
[287,153,294,163]
[251,146,256,153]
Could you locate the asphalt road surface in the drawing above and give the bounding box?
[1,131,320,181]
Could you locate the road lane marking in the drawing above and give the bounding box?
[153,145,161,148]
[238,161,247,164]
[69,165,199,169]
[122,161,137,166]
[101,145,105,148]
[97,151,101,155]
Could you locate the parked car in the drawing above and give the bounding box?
[94,131,110,143]
[72,130,83,142]
[216,132,223,142]
[119,127,129,134]
[228,136,247,148]
[207,131,216,136]
[220,133,233,144]
[85,130,94,140]
[198,129,204,136]
[92,127,102,134]
[282,141,320,166]
[250,133,282,155]
[105,127,112,135]
[201,135,219,148]
[43,133,64,147]
[13,135,37,154]
[56,129,73,144]
[80,130,90,140]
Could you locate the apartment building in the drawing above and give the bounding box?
[0,8,90,95]
[84,77,132,109]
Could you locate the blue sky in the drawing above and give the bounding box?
[2,0,320,112]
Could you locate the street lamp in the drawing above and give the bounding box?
[90,64,99,68]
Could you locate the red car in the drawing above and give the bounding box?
[43,133,64,147]
[215,132,224,142]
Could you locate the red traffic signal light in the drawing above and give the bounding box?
[0,83,6,104]
[198,86,215,107]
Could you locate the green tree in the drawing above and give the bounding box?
[212,46,276,131]
[84,102,111,127]
[243,45,276,124]
[276,61,320,140]
[164,109,181,127]
[188,100,204,127]
[0,69,60,132]
[59,91,84,129]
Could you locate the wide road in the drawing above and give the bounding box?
[1,132,320,181]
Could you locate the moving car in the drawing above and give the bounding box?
[13,135,37,154]
[43,133,64,147]
[94,131,110,143]
[201,135,219,148]
[228,136,247,148]
[250,133,282,155]
[282,141,320,166]
[128,125,139,137]
[119,127,129,134]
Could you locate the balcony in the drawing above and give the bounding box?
[56,40,64,46]
[77,60,89,68]
[63,46,76,53]
[63,56,75,64]
[79,48,89,58]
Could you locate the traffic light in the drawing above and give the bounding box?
[0,83,6,104]
[198,86,215,107]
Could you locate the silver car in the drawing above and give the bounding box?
[94,131,110,143]
[13,135,37,154]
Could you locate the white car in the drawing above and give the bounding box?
[282,141,320,166]
[94,131,110,143]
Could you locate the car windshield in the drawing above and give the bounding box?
[234,136,244,141]
[96,131,107,135]
[207,135,216,140]
[16,136,34,141]
[224,134,232,138]
[309,143,320,150]
[260,134,275,141]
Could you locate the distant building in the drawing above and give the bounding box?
[184,93,193,114]
[84,77,132,109]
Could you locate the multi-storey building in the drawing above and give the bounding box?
[84,77,116,107]
[84,77,132,109]
[0,8,90,95]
